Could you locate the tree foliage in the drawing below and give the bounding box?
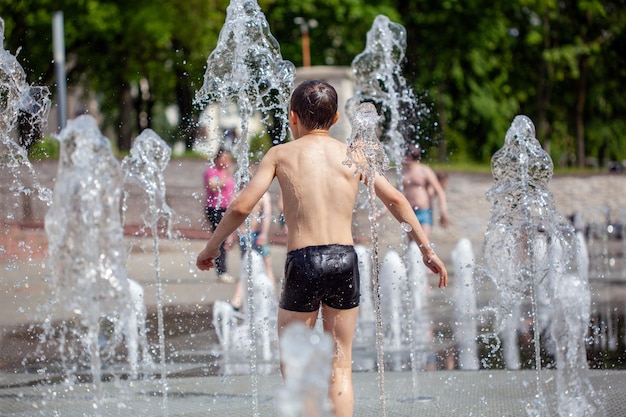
[1,0,624,167]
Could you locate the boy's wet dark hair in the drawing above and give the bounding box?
[290,80,338,130]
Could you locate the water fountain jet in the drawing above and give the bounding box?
[348,14,439,403]
[194,0,294,413]
[344,101,390,415]
[0,17,51,246]
[482,114,604,416]
[43,115,139,408]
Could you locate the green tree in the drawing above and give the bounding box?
[511,0,626,167]
[262,0,400,67]
[2,0,624,165]
[1,0,226,151]
[398,0,523,163]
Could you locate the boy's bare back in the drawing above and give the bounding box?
[197,78,447,287]
[264,132,361,251]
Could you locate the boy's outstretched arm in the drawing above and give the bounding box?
[373,173,448,288]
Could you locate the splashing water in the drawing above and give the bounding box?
[0,17,51,210]
[347,14,429,167]
[43,115,134,405]
[195,0,294,180]
[195,1,294,413]
[121,129,173,412]
[482,115,604,416]
[344,102,390,415]
[275,323,334,417]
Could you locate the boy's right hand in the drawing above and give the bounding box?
[196,245,219,271]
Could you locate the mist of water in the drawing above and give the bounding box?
[482,115,604,417]
[121,129,173,410]
[0,17,51,234]
[344,101,390,416]
[194,1,295,413]
[43,115,135,407]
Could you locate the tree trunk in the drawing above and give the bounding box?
[118,84,134,151]
[575,55,589,168]
[436,82,448,162]
[536,13,552,153]
[175,68,195,150]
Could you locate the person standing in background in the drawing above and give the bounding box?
[238,188,275,283]
[402,143,449,238]
[229,183,276,311]
[204,147,236,283]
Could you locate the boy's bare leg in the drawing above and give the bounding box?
[277,306,358,417]
[322,305,359,417]
[277,308,320,376]
[263,256,275,283]
[230,281,243,309]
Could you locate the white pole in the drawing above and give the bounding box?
[52,11,67,130]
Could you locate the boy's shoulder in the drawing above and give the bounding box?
[270,139,303,154]
[269,135,346,156]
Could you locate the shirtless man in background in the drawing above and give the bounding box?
[196,80,448,417]
[402,143,449,238]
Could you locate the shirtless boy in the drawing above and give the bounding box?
[402,143,449,238]
[196,80,447,417]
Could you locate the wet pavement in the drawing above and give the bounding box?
[2,369,626,416]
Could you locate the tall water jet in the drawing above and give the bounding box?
[405,240,433,373]
[194,0,295,174]
[194,0,294,412]
[379,250,407,358]
[121,128,172,406]
[240,252,278,364]
[346,14,426,167]
[43,115,134,404]
[482,115,604,416]
[344,101,390,416]
[348,15,436,390]
[354,244,376,347]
